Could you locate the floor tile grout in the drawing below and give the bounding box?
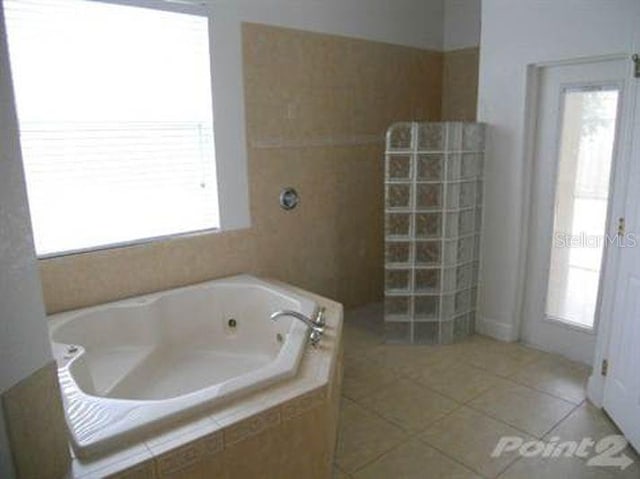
[505,374,588,405]
[347,436,413,476]
[341,387,476,476]
[336,395,410,474]
[413,436,499,479]
[462,401,556,441]
[348,412,487,479]
[540,400,585,438]
[344,337,584,442]
[343,381,517,478]
[338,309,609,478]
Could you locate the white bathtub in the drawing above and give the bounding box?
[49,275,317,458]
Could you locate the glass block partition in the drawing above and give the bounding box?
[384,122,485,344]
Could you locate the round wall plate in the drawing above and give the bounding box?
[279,187,299,210]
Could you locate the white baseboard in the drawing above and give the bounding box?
[587,373,605,408]
[475,314,518,342]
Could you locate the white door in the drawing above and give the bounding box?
[522,58,633,364]
[603,59,640,452]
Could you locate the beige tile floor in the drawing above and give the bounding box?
[334,304,639,479]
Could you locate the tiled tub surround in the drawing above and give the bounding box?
[384,122,484,344]
[39,22,443,316]
[63,279,343,478]
[50,276,316,457]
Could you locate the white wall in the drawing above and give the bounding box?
[210,0,445,50]
[443,0,481,50]
[0,3,52,396]
[0,3,54,476]
[477,0,640,341]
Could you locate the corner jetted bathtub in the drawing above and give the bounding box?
[49,275,317,458]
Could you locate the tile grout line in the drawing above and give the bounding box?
[539,400,584,439]
[343,333,581,429]
[342,322,600,477]
[462,399,575,442]
[347,409,487,479]
[456,365,583,409]
[340,383,466,471]
[347,436,414,476]
[407,385,544,478]
[344,331,585,410]
[413,433,493,479]
[468,373,585,407]
[345,376,465,430]
[505,374,589,406]
[344,387,483,477]
[373,354,541,408]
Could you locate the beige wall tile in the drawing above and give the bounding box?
[2,361,70,479]
[279,404,332,479]
[334,467,351,479]
[71,441,153,479]
[221,415,284,478]
[223,407,281,447]
[106,461,157,479]
[281,386,326,421]
[217,401,336,479]
[442,47,479,121]
[153,432,223,479]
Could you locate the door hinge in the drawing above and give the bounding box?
[633,54,640,79]
[601,359,609,376]
[618,217,626,237]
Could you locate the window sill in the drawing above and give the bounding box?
[36,227,223,260]
[543,314,596,335]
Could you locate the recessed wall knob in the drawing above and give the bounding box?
[279,187,299,210]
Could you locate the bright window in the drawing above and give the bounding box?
[545,88,619,329]
[4,0,219,256]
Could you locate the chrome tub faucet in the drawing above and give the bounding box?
[270,309,324,346]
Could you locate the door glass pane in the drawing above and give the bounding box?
[546,88,619,329]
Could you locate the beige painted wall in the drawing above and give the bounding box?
[442,47,479,121]
[39,23,443,314]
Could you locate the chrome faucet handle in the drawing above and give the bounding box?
[309,328,322,347]
[313,306,326,328]
[311,324,325,335]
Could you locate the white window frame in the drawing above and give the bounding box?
[9,0,251,258]
[204,3,250,233]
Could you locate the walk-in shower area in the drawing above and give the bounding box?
[384,122,485,344]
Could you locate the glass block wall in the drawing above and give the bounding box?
[384,122,485,344]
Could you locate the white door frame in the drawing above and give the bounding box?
[518,54,635,366]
